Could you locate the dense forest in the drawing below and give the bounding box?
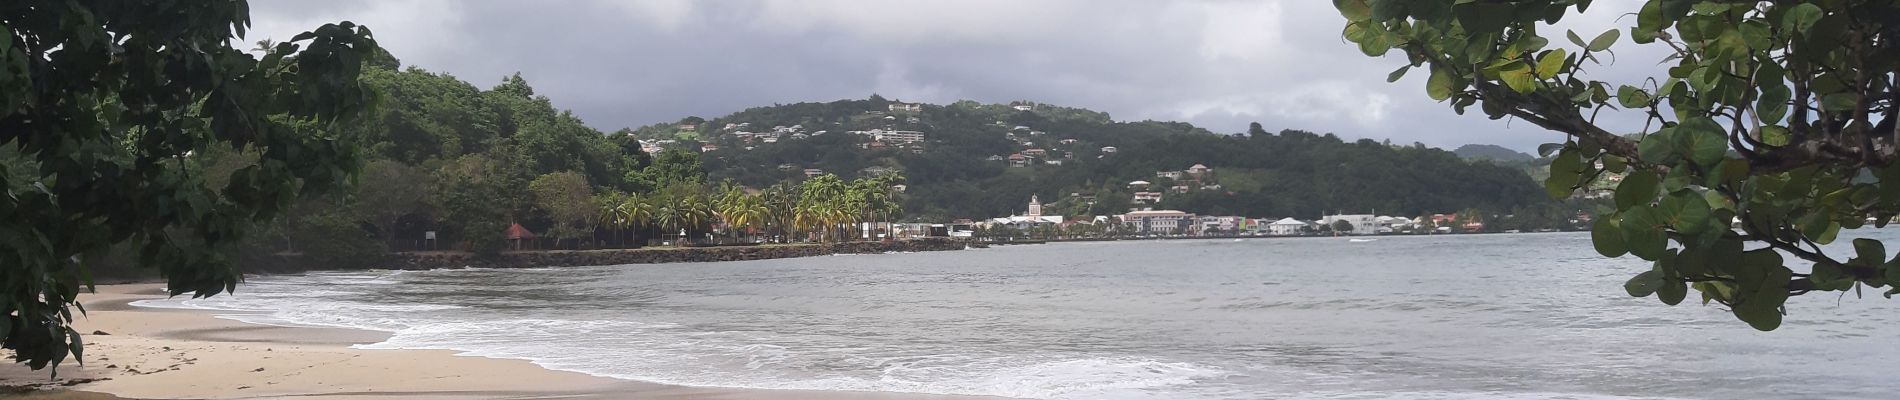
[655,97,1557,221]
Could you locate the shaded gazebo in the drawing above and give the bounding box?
[504,223,536,251]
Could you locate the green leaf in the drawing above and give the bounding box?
[1537,142,1564,157]
[1566,30,1588,48]
[1656,279,1687,305]
[1853,238,1885,265]
[1535,49,1567,79]
[1387,65,1411,83]
[1637,128,1676,164]
[1676,117,1728,169]
[1617,85,1651,108]
[1782,3,1822,34]
[1757,84,1791,124]
[1592,217,1628,258]
[1821,93,1858,113]
[1602,154,1627,173]
[1625,270,1664,297]
[1587,29,1620,52]
[1545,148,1583,198]
[1621,206,1668,260]
[1665,191,1713,234]
[1615,171,1660,211]
[1498,62,1537,94]
[1427,66,1456,101]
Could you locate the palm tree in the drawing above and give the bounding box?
[678,195,711,244]
[595,192,628,247]
[620,195,654,247]
[718,194,767,243]
[652,197,681,246]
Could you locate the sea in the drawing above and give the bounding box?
[134,232,1900,399]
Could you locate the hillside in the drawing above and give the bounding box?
[1453,144,1535,162]
[635,96,1554,220]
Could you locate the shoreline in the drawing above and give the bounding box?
[0,284,1007,400]
[247,238,971,274]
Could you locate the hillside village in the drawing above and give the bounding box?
[621,96,1590,238]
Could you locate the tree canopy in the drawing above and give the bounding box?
[1337,0,1900,330]
[0,1,378,371]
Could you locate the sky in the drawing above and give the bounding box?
[244,0,1669,153]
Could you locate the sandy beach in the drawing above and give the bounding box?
[0,284,1004,400]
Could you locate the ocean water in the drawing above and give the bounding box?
[135,233,1900,399]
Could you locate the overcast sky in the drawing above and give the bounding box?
[245,0,1666,153]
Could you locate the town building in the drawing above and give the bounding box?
[986,195,1064,230]
[1320,214,1378,235]
[1267,218,1308,236]
[1197,216,1244,235]
[888,102,922,112]
[1122,210,1196,235]
[803,168,825,178]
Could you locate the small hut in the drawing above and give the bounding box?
[504,223,537,251]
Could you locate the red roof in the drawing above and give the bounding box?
[504,223,536,239]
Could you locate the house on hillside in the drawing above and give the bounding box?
[1131,191,1163,204]
[1187,164,1213,178]
[803,168,825,178]
[1013,105,1034,111]
[1101,146,1118,154]
[888,102,922,112]
[1007,153,1029,167]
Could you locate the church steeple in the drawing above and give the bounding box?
[1027,195,1043,217]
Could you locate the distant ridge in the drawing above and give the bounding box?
[1452,144,1535,162]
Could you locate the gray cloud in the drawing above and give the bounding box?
[245,0,1672,153]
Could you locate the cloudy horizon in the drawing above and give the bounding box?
[245,0,1663,153]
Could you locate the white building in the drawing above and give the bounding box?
[1320,214,1378,235]
[1122,210,1195,235]
[1197,216,1244,234]
[987,195,1064,230]
[873,130,926,145]
[1267,218,1308,236]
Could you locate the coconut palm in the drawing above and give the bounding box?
[652,197,681,246]
[595,192,628,247]
[718,193,768,242]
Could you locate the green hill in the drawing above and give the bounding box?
[642,96,1553,220]
[1453,144,1535,162]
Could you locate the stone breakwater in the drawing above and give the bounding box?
[248,238,972,273]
